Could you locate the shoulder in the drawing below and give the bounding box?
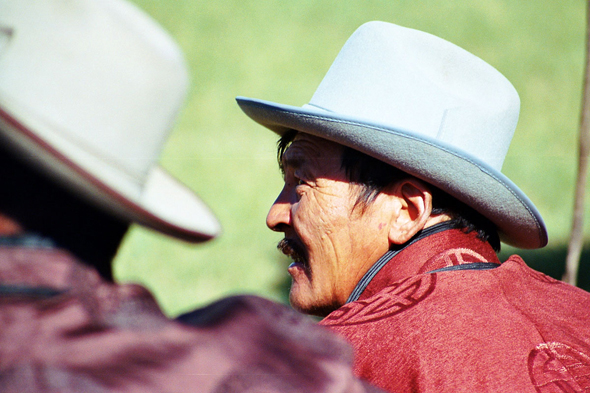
[320,260,590,392]
[177,295,376,393]
[179,294,353,361]
[322,274,438,328]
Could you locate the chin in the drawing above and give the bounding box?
[289,289,341,318]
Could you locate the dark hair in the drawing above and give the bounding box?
[277,129,298,176]
[0,140,130,280]
[277,130,500,251]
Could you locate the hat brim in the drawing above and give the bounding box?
[0,104,221,243]
[237,96,547,249]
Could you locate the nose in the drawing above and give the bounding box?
[266,186,292,232]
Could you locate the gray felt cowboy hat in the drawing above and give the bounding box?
[237,21,547,249]
[0,0,221,242]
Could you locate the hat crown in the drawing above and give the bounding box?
[0,0,220,241]
[307,21,520,171]
[0,0,188,185]
[236,20,547,248]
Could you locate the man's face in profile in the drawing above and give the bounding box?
[267,133,392,317]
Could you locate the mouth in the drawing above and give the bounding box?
[277,238,310,276]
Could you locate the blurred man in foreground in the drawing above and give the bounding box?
[0,1,381,392]
[238,21,590,392]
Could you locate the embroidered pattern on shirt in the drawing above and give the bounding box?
[528,341,590,392]
[322,275,436,326]
[418,247,488,274]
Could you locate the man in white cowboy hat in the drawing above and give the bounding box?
[237,21,590,392]
[0,1,383,392]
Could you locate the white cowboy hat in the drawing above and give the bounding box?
[0,0,221,242]
[237,21,547,249]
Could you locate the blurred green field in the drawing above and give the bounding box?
[114,0,588,316]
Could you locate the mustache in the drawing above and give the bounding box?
[277,238,307,264]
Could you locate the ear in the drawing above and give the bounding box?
[387,178,433,245]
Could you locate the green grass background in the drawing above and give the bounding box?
[113,0,588,316]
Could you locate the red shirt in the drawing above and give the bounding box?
[0,244,381,393]
[321,229,590,392]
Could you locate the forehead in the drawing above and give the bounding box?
[282,133,344,169]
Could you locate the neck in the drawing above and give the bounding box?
[0,144,129,282]
[0,211,126,282]
[347,224,499,303]
[347,222,456,303]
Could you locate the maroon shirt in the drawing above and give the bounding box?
[0,245,382,392]
[321,229,590,392]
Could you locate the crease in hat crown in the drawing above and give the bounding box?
[0,0,221,242]
[237,21,547,249]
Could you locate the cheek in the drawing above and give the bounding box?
[292,193,350,240]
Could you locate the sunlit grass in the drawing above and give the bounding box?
[114,0,588,315]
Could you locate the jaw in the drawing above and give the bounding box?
[289,285,343,317]
[288,264,345,317]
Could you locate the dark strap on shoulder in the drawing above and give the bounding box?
[346,221,455,304]
[0,234,55,248]
[0,285,65,299]
[427,262,501,274]
[0,235,64,299]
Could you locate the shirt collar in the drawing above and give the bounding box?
[346,223,500,303]
[0,233,56,249]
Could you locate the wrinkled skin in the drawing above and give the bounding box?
[267,134,394,316]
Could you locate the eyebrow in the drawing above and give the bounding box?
[279,151,304,176]
[283,154,304,169]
